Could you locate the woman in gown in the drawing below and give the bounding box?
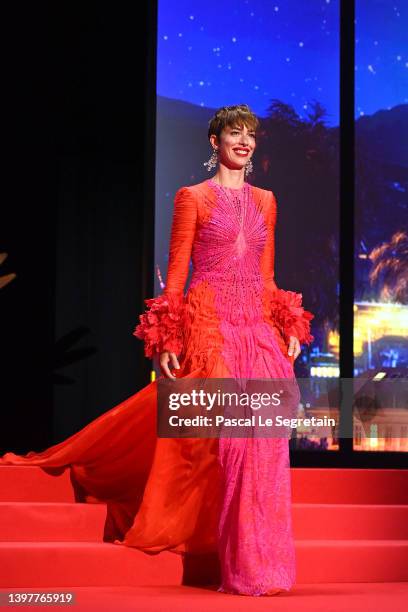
[0,104,314,597]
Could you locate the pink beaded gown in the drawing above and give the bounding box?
[0,177,314,596]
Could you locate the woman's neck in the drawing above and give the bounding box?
[211,166,246,189]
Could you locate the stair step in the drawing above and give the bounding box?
[1,540,407,587]
[1,501,407,542]
[0,502,106,541]
[295,539,408,583]
[291,468,408,504]
[2,465,408,504]
[292,503,408,540]
[0,466,74,502]
[0,542,182,588]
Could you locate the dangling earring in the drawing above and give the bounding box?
[244,158,253,176]
[203,148,218,171]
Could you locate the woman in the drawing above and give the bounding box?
[0,104,314,597]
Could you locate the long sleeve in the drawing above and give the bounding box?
[260,190,314,346]
[133,186,197,358]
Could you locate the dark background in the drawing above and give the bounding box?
[2,4,156,452]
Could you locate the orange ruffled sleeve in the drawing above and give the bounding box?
[260,190,314,346]
[133,186,197,358]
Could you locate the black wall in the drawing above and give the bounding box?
[2,3,156,452]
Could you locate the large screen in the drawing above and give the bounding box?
[156,0,340,374]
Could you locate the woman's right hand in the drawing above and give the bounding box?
[159,351,180,379]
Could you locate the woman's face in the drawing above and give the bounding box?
[210,123,256,171]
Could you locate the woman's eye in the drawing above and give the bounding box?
[231,130,256,137]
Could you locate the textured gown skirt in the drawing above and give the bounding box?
[0,178,314,596]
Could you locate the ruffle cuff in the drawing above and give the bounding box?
[267,287,314,345]
[133,292,187,359]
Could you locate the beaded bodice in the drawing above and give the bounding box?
[190,179,267,326]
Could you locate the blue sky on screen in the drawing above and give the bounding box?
[157,0,407,127]
[355,1,407,118]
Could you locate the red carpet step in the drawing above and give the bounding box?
[291,467,408,504]
[0,465,407,587]
[1,501,408,542]
[1,540,408,587]
[0,502,106,541]
[0,543,181,588]
[0,466,74,502]
[2,466,407,503]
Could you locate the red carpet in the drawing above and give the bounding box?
[1,465,407,609]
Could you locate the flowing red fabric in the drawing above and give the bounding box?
[1,179,314,596]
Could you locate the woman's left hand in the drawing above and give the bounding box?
[288,336,301,360]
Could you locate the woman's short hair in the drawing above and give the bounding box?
[207,104,259,141]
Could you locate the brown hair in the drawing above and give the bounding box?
[207,104,259,142]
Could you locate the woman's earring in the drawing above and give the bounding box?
[244,158,253,176]
[203,148,218,171]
